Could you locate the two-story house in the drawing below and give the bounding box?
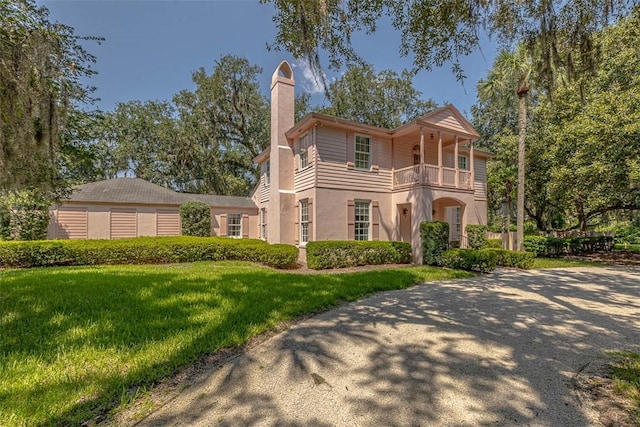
[252,61,493,263]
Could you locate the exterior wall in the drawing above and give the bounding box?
[315,127,393,192]
[210,207,259,238]
[50,203,259,240]
[473,157,487,200]
[314,187,392,242]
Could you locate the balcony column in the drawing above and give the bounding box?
[454,135,459,187]
[437,131,443,185]
[419,128,425,184]
[469,139,475,187]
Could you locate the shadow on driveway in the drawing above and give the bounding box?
[139,266,640,426]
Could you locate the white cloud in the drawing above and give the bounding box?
[292,59,326,94]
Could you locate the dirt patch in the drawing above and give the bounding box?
[568,250,640,266]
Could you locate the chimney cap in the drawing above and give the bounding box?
[271,60,294,86]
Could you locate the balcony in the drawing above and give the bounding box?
[393,164,473,190]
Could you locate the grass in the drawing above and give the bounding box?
[610,352,640,423]
[530,257,602,269]
[0,261,473,426]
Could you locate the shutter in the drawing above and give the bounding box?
[219,214,227,236]
[371,137,379,172]
[294,201,299,245]
[55,207,88,239]
[307,198,313,242]
[347,200,355,240]
[157,209,180,236]
[242,214,249,238]
[346,132,355,169]
[294,139,299,172]
[110,208,137,239]
[372,201,380,241]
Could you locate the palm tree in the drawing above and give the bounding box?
[478,45,533,251]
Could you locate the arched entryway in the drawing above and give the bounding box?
[432,197,466,247]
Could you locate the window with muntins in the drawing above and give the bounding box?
[227,213,242,238]
[299,133,310,169]
[264,160,270,185]
[455,207,461,240]
[260,208,267,240]
[354,135,371,170]
[458,155,468,170]
[300,200,309,244]
[355,200,370,241]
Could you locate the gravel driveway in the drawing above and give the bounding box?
[138,267,640,426]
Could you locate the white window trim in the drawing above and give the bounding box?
[299,199,309,246]
[259,208,267,240]
[264,160,270,185]
[299,132,311,171]
[354,200,371,241]
[354,134,372,171]
[227,213,242,238]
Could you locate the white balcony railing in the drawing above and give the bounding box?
[393,164,474,190]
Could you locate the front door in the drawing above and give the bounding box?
[398,203,412,243]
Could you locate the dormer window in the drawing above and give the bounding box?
[299,132,310,170]
[264,160,270,185]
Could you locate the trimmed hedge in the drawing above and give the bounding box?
[524,235,614,257]
[421,221,449,265]
[466,224,488,249]
[440,248,535,272]
[0,236,299,269]
[487,238,503,249]
[440,249,497,273]
[306,240,412,270]
[486,248,535,269]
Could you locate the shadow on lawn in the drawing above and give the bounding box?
[1,264,434,426]
[140,266,640,426]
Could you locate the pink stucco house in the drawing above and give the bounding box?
[252,61,493,263]
[51,60,491,264]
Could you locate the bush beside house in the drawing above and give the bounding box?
[180,201,211,237]
[466,224,488,249]
[421,221,449,265]
[0,236,299,269]
[523,235,614,257]
[306,241,412,269]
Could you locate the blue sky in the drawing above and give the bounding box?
[41,0,498,118]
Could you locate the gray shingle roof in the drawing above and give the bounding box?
[68,178,256,209]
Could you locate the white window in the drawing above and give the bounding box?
[260,208,267,240]
[299,133,310,169]
[300,200,309,244]
[264,160,270,185]
[227,213,242,238]
[455,207,461,240]
[354,200,370,241]
[458,155,468,170]
[354,135,371,170]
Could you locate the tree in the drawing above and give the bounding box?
[264,0,630,90]
[0,0,98,193]
[172,55,270,195]
[318,64,437,128]
[478,47,533,250]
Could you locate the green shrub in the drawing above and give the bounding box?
[487,238,503,248]
[0,236,298,269]
[440,248,497,273]
[484,248,535,269]
[524,235,548,256]
[0,189,51,241]
[180,201,211,237]
[421,221,449,265]
[466,224,488,249]
[306,240,412,269]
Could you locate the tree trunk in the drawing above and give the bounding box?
[516,90,527,251]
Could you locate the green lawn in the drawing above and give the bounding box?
[530,257,603,269]
[0,261,472,426]
[610,352,640,424]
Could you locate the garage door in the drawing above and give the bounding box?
[110,208,137,239]
[157,209,180,236]
[55,207,88,239]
